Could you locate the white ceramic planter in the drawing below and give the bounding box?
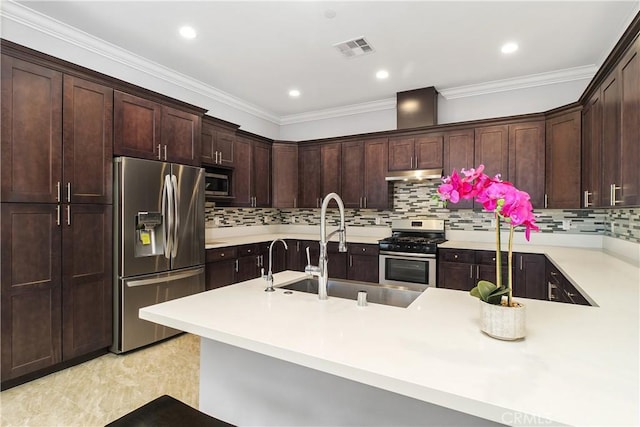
[479,300,526,340]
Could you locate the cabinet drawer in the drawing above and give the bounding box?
[348,243,379,256]
[237,244,259,257]
[439,249,474,263]
[206,247,238,262]
[476,250,508,265]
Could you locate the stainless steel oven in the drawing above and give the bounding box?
[379,251,436,287]
[378,219,445,288]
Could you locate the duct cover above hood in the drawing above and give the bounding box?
[385,169,443,181]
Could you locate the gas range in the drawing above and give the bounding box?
[378,219,446,254]
[378,219,446,287]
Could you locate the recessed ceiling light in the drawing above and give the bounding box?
[289,89,301,98]
[179,26,197,40]
[501,42,518,54]
[376,70,389,80]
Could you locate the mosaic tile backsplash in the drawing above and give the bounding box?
[206,182,640,244]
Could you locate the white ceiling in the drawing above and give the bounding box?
[11,1,640,119]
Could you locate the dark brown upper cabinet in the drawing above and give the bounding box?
[508,121,546,209]
[388,133,443,171]
[474,125,509,181]
[582,91,603,208]
[442,129,475,209]
[233,135,271,207]
[297,144,321,208]
[545,108,582,209]
[341,138,390,209]
[201,116,238,167]
[272,143,298,208]
[114,91,201,166]
[1,55,63,203]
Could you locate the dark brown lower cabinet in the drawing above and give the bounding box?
[61,204,112,360]
[205,247,238,290]
[1,203,112,384]
[347,244,379,283]
[513,253,546,300]
[438,248,509,292]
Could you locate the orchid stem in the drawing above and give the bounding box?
[495,213,501,290]
[508,225,514,306]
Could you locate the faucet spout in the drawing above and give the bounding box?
[315,192,347,300]
[263,238,288,292]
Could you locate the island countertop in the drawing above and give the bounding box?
[140,247,639,426]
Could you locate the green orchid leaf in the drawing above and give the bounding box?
[477,280,497,300]
[470,286,481,298]
[486,287,510,305]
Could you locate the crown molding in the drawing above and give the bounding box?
[0,0,280,124]
[279,98,396,126]
[438,65,597,100]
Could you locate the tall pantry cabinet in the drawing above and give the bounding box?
[1,55,113,384]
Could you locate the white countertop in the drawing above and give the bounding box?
[205,225,390,249]
[140,245,640,426]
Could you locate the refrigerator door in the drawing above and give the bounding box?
[112,266,205,353]
[115,157,171,277]
[170,163,205,270]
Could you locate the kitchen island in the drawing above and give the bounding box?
[140,246,639,426]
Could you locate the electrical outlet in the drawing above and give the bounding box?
[562,220,571,230]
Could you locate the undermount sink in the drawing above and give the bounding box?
[280,277,427,308]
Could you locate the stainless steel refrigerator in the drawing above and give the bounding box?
[112,157,205,353]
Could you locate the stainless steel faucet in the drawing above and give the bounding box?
[263,238,288,292]
[304,193,347,300]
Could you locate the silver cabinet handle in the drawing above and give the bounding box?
[364,196,367,208]
[163,145,168,161]
[584,190,592,208]
[66,205,71,226]
[476,265,479,278]
[157,144,162,160]
[56,182,61,202]
[469,265,473,279]
[215,151,219,164]
[235,259,239,272]
[544,194,548,208]
[349,255,353,267]
[611,184,621,206]
[359,197,363,208]
[56,205,60,226]
[66,182,71,203]
[548,282,557,301]
[410,156,414,169]
[293,197,297,208]
[520,255,523,270]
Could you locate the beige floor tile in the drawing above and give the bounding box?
[1,333,200,427]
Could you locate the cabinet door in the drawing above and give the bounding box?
[61,204,112,359]
[113,91,161,160]
[619,42,640,206]
[233,137,252,206]
[161,106,200,166]
[545,110,581,208]
[206,259,237,290]
[582,92,603,207]
[217,130,235,166]
[508,121,545,209]
[200,121,216,165]
[363,138,389,209]
[237,255,260,282]
[415,134,443,169]
[1,56,63,203]
[443,129,475,209]
[63,76,113,204]
[321,143,342,196]
[298,145,321,208]
[474,125,509,181]
[514,253,546,300]
[1,204,62,381]
[601,73,620,207]
[348,254,379,283]
[286,240,303,271]
[438,261,474,290]
[253,141,271,207]
[272,143,298,208]
[388,137,414,171]
[341,141,364,208]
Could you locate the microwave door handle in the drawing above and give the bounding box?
[171,174,179,258]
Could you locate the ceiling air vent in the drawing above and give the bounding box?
[333,37,374,58]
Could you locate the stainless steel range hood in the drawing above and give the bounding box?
[385,169,443,181]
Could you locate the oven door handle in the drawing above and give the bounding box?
[379,251,436,259]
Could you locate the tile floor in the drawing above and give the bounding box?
[0,333,200,426]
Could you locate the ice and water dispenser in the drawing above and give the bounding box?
[134,212,163,257]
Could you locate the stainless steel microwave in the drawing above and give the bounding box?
[205,171,230,197]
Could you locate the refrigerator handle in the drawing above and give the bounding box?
[126,267,205,287]
[163,174,174,259]
[171,174,179,258]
